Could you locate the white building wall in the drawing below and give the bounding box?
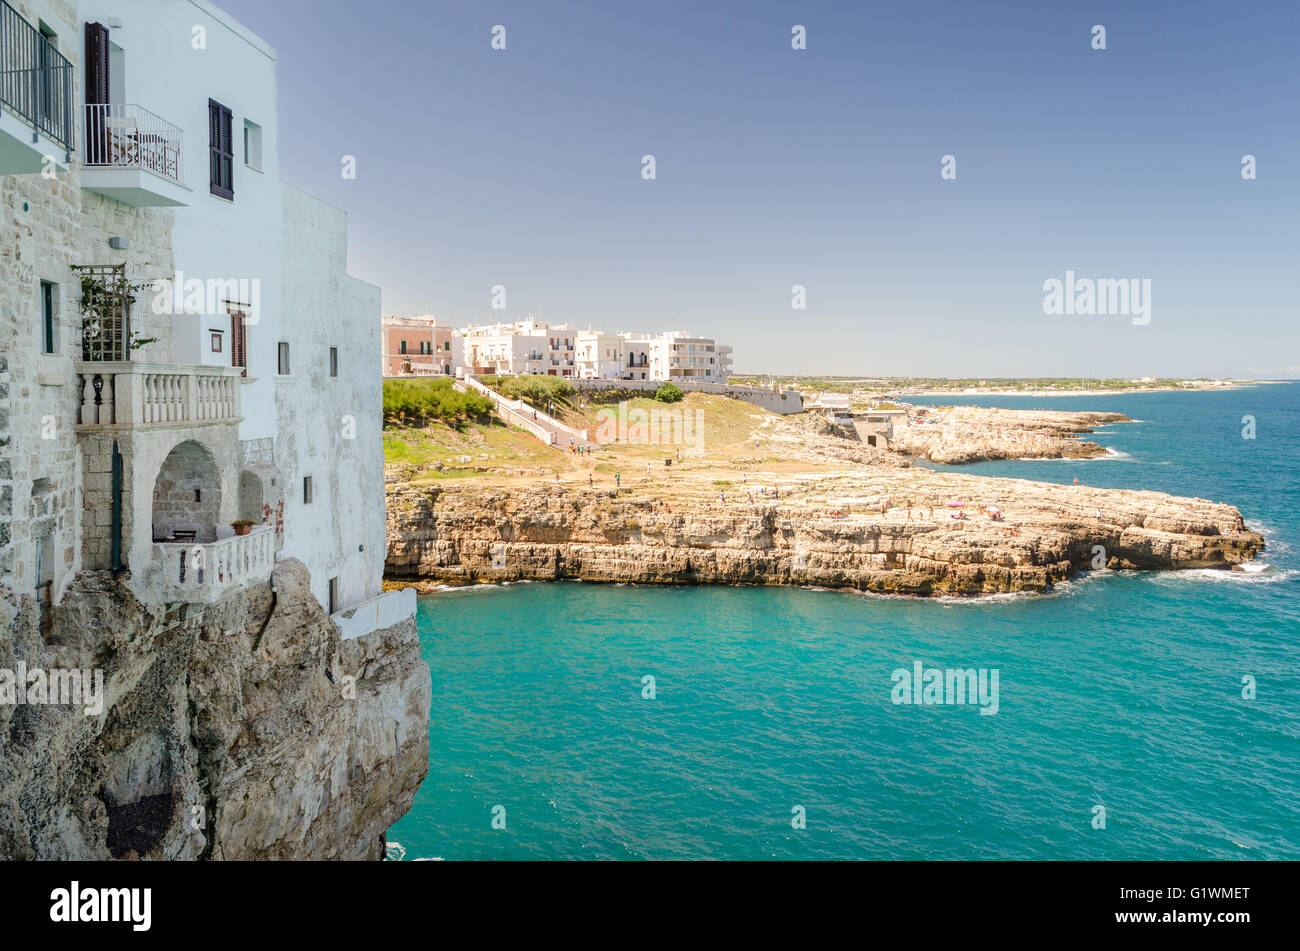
[275,185,385,613]
[79,0,284,443]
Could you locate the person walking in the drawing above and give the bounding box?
[615,472,621,489]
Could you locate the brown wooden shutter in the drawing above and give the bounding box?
[84,23,110,105]
[84,23,110,163]
[209,99,234,199]
[230,311,247,376]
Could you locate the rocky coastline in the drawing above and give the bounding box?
[385,469,1263,597]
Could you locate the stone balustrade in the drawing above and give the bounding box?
[75,362,244,427]
[151,525,274,603]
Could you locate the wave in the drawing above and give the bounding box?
[1149,566,1298,587]
[1251,521,1292,556]
[384,841,407,861]
[845,576,1087,605]
[420,580,538,595]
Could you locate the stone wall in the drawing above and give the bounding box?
[0,153,174,609]
[150,440,222,542]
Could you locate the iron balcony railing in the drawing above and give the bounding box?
[0,0,74,150]
[84,103,184,183]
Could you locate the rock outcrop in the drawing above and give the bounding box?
[888,407,1131,464]
[0,559,430,860]
[385,470,1262,596]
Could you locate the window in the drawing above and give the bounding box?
[243,119,263,171]
[445,340,451,351]
[329,347,338,378]
[399,339,407,354]
[40,281,56,354]
[303,476,313,504]
[277,341,290,375]
[327,577,339,615]
[209,99,234,199]
[210,331,223,353]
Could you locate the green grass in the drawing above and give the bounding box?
[383,419,547,474]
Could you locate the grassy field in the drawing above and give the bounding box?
[383,392,792,482]
[382,421,550,480]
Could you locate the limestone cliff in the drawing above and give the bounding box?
[0,559,430,860]
[386,472,1263,596]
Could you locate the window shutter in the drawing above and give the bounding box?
[209,99,234,199]
[230,311,247,376]
[84,23,110,105]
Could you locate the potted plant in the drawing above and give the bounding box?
[231,519,256,536]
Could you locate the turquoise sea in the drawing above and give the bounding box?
[386,384,1300,860]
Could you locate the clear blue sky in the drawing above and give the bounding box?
[216,0,1299,378]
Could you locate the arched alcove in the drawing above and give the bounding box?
[152,440,221,542]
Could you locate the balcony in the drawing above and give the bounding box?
[76,362,244,428]
[0,0,74,173]
[81,103,190,206]
[151,526,274,603]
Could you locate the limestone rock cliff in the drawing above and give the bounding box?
[386,472,1262,596]
[0,559,430,860]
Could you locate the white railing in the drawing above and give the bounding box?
[332,588,416,641]
[76,362,243,427]
[152,526,274,603]
[83,103,183,183]
[462,376,592,445]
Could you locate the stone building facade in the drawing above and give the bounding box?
[1,0,409,638]
[0,0,426,861]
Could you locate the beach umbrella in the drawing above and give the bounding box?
[946,501,965,508]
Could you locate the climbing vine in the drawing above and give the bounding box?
[71,264,159,361]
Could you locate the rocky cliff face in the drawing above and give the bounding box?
[386,472,1263,596]
[0,559,430,860]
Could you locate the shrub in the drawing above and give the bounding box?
[383,378,494,429]
[654,382,684,403]
[497,374,575,410]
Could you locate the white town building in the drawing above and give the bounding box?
[456,322,732,384]
[1,0,408,635]
[575,331,628,380]
[460,318,576,377]
[622,331,730,384]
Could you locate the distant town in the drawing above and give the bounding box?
[381,316,733,383]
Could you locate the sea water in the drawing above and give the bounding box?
[386,384,1300,859]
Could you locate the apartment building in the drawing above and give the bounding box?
[452,320,732,383]
[460,319,576,377]
[574,331,627,380]
[382,315,458,376]
[622,331,730,384]
[0,0,407,633]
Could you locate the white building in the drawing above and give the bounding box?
[460,319,576,377]
[459,322,733,383]
[574,331,627,380]
[0,0,406,632]
[623,331,730,383]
